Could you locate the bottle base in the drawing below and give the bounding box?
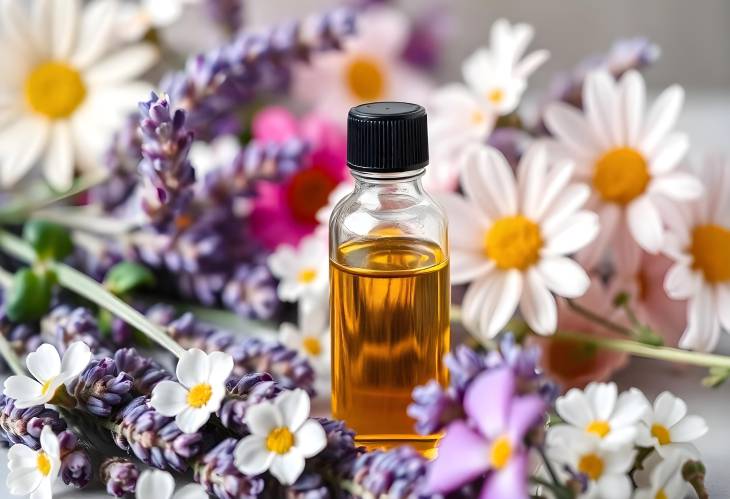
[354,434,441,459]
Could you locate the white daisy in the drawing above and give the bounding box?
[549,432,635,499]
[553,382,648,450]
[0,0,157,191]
[279,302,331,395]
[135,469,207,499]
[439,142,598,338]
[150,348,234,433]
[663,158,730,351]
[636,391,707,459]
[293,5,431,121]
[268,233,329,303]
[462,18,549,116]
[545,70,704,266]
[6,426,60,499]
[117,0,202,42]
[634,453,690,499]
[3,342,91,408]
[234,389,327,485]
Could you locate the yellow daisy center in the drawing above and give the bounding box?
[298,268,318,284]
[578,452,604,481]
[690,224,730,283]
[345,56,385,102]
[592,147,650,205]
[471,110,486,124]
[36,452,51,476]
[585,420,611,438]
[266,427,295,454]
[484,215,543,270]
[25,61,86,119]
[187,383,213,409]
[489,435,512,470]
[488,88,504,105]
[655,489,668,499]
[651,423,672,445]
[302,336,322,356]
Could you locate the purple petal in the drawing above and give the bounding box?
[479,452,529,499]
[425,421,490,493]
[464,367,515,438]
[507,395,546,442]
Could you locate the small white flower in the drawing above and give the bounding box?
[545,70,703,265]
[439,142,598,338]
[280,303,331,395]
[634,453,690,499]
[135,469,207,499]
[462,18,549,116]
[549,432,635,499]
[3,342,91,408]
[151,349,234,433]
[268,234,328,303]
[636,391,707,459]
[188,135,241,182]
[234,389,327,485]
[6,426,61,499]
[553,382,648,450]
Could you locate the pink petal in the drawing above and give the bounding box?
[425,421,490,493]
[464,367,514,438]
[479,452,529,499]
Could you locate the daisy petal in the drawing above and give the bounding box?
[478,270,522,339]
[514,49,549,80]
[540,183,591,229]
[451,250,494,284]
[627,196,664,253]
[537,257,590,298]
[275,389,310,431]
[294,419,327,457]
[716,284,730,331]
[640,85,684,156]
[610,388,648,427]
[542,211,599,256]
[679,285,719,352]
[0,117,49,188]
[517,143,547,218]
[461,274,492,332]
[584,71,619,149]
[544,103,597,158]
[653,391,687,428]
[85,44,158,85]
[233,435,273,476]
[586,382,617,421]
[269,449,305,485]
[664,264,698,300]
[27,344,61,382]
[43,122,74,192]
[520,269,557,335]
[437,193,490,251]
[596,474,632,499]
[150,380,189,417]
[463,145,517,217]
[71,0,118,68]
[619,70,645,145]
[576,204,620,270]
[246,402,282,436]
[534,160,575,221]
[649,171,703,201]
[60,341,92,379]
[176,406,211,433]
[176,349,210,388]
[648,133,689,175]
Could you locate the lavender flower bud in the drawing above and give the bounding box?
[100,458,140,497]
[204,0,244,35]
[288,473,329,499]
[43,306,103,354]
[218,373,282,435]
[0,395,67,448]
[444,345,491,394]
[194,438,265,499]
[352,446,431,499]
[95,115,143,212]
[69,358,134,417]
[222,264,279,320]
[112,396,204,472]
[60,448,93,488]
[310,418,362,479]
[407,381,463,436]
[114,347,173,396]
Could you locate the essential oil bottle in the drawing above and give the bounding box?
[329,102,450,453]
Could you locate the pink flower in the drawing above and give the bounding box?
[249,108,348,250]
[426,367,544,499]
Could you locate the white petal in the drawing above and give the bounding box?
[29,478,52,499]
[437,193,489,251]
[294,419,327,458]
[517,143,548,218]
[649,172,703,201]
[275,390,310,432]
[610,388,648,427]
[640,85,684,156]
[8,443,37,470]
[461,275,492,332]
[4,376,45,408]
[653,391,687,428]
[544,103,598,158]
[478,269,523,339]
[534,160,575,221]
[0,117,49,188]
[7,467,43,496]
[664,264,698,300]
[39,425,59,458]
[716,284,730,331]
[150,381,189,417]
[670,415,708,443]
[268,246,297,279]
[27,344,61,382]
[451,249,493,285]
[679,286,720,352]
[70,0,118,68]
[556,389,592,427]
[207,352,234,385]
[540,183,591,229]
[596,474,632,499]
[542,211,600,256]
[173,484,209,499]
[536,257,590,298]
[246,402,283,436]
[648,133,689,175]
[520,268,557,335]
[514,49,549,79]
[176,349,210,388]
[585,382,617,421]
[462,145,517,218]
[269,450,305,486]
[234,435,273,476]
[0,0,35,59]
[43,122,74,192]
[627,196,664,253]
[136,469,175,499]
[575,203,620,270]
[59,341,92,380]
[32,0,78,59]
[619,70,645,145]
[583,71,619,150]
[175,406,211,433]
[85,44,158,85]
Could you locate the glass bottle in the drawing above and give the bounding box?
[329,102,450,454]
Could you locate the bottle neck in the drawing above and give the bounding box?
[350,168,426,187]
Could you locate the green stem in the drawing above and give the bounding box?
[0,334,26,376]
[566,298,633,337]
[0,230,185,358]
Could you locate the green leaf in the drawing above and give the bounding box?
[635,326,664,347]
[5,268,53,322]
[103,262,155,295]
[23,220,73,261]
[702,366,730,388]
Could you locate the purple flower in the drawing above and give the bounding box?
[68,357,134,417]
[426,367,545,499]
[60,448,93,488]
[218,373,283,436]
[194,438,265,499]
[100,458,140,497]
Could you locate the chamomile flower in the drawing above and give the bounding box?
[553,382,648,450]
[6,426,60,499]
[545,70,703,265]
[636,391,708,459]
[663,158,730,351]
[268,234,329,303]
[0,0,157,190]
[234,389,327,485]
[634,453,690,499]
[150,349,234,433]
[135,469,207,499]
[279,303,331,395]
[3,342,91,408]
[439,142,598,338]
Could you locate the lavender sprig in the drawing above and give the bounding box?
[205,0,245,35]
[58,430,93,488]
[114,347,173,396]
[42,305,106,355]
[68,357,134,417]
[351,446,431,499]
[194,438,265,499]
[100,457,140,497]
[0,395,67,448]
[218,373,282,435]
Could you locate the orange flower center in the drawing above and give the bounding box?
[302,336,322,356]
[297,268,318,284]
[25,61,86,119]
[578,452,604,481]
[488,88,505,105]
[690,224,730,283]
[484,215,543,270]
[266,427,295,454]
[345,55,386,101]
[586,420,611,438]
[285,168,338,225]
[36,452,51,476]
[489,435,512,470]
[187,383,213,408]
[592,147,650,205]
[655,489,668,499]
[651,423,671,445]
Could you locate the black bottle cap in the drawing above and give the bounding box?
[347,102,429,173]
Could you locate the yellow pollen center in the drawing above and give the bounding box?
[651,423,672,445]
[298,268,318,284]
[689,224,730,283]
[40,379,54,396]
[578,452,604,481]
[187,383,213,408]
[302,336,322,356]
[471,110,485,124]
[585,420,611,438]
[488,88,504,104]
[592,147,650,205]
[266,427,295,454]
[655,489,668,499]
[345,56,386,101]
[484,215,543,270]
[36,452,51,476]
[489,435,513,469]
[24,61,86,119]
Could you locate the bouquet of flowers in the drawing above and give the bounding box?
[0,0,724,497]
